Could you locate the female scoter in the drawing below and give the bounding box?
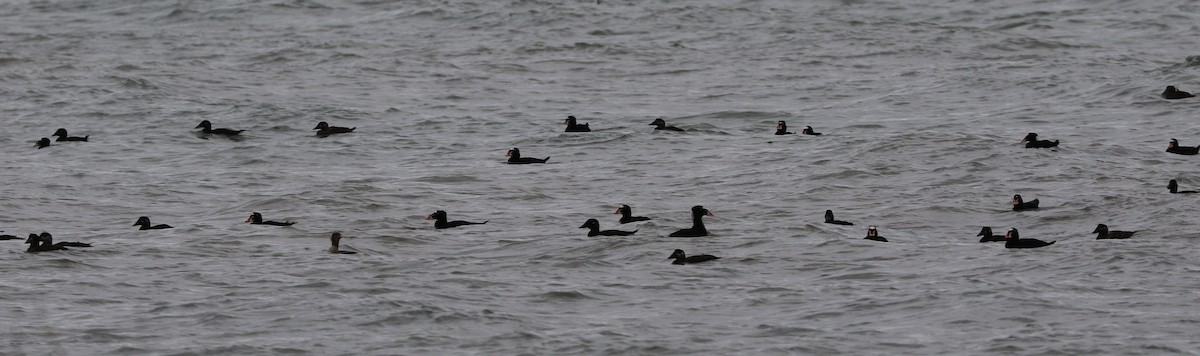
[246,212,295,226]
[52,128,88,142]
[824,210,853,225]
[802,126,823,136]
[1168,179,1198,194]
[1162,86,1195,99]
[1004,228,1055,249]
[25,234,69,252]
[668,249,719,265]
[133,216,173,230]
[579,219,637,237]
[35,138,51,149]
[1166,139,1200,155]
[1021,133,1059,148]
[195,120,244,136]
[614,204,651,224]
[649,118,685,132]
[864,226,888,242]
[426,210,488,229]
[328,232,357,254]
[977,227,1005,242]
[774,121,794,135]
[1012,194,1039,211]
[506,148,549,164]
[564,116,591,132]
[1093,224,1135,240]
[39,232,92,248]
[314,121,355,137]
[669,205,712,237]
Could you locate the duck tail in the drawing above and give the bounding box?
[543,157,550,162]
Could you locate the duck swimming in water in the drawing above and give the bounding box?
[977,227,1005,242]
[1004,228,1055,248]
[506,147,549,164]
[1,231,20,240]
[1162,86,1195,99]
[195,120,244,136]
[1093,224,1136,240]
[1021,133,1059,148]
[39,232,92,248]
[1012,194,1039,211]
[328,232,357,254]
[35,138,51,149]
[649,118,685,132]
[1168,179,1198,194]
[25,234,69,252]
[52,128,88,142]
[668,249,719,265]
[801,126,822,136]
[133,216,173,230]
[614,204,651,224]
[426,210,488,229]
[564,116,591,132]
[313,121,355,137]
[1166,139,1200,155]
[774,121,794,135]
[824,210,853,225]
[246,212,295,226]
[864,226,888,242]
[669,205,712,237]
[579,219,637,237]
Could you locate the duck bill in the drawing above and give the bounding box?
[579,223,589,228]
[245,215,254,223]
[425,214,435,220]
[613,208,622,214]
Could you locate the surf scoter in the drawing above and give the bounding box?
[614,204,651,224]
[328,232,357,254]
[35,138,51,149]
[195,120,244,136]
[52,128,88,142]
[824,210,853,225]
[1162,86,1195,99]
[39,232,92,248]
[134,216,173,230]
[669,205,712,237]
[668,249,719,265]
[1168,179,1198,194]
[864,226,888,242]
[564,116,590,132]
[977,227,1005,242]
[506,148,549,164]
[579,219,637,237]
[774,121,794,135]
[313,121,355,137]
[1004,228,1055,249]
[1167,139,1200,155]
[426,210,488,229]
[1093,224,1135,240]
[801,126,822,136]
[649,118,684,132]
[1012,194,1039,211]
[1021,133,1059,148]
[246,212,295,226]
[25,234,68,252]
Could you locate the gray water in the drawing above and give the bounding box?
[3,0,1200,354]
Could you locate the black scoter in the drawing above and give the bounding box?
[977,227,1005,242]
[314,121,355,137]
[52,128,88,142]
[614,204,651,224]
[427,210,488,229]
[1162,86,1195,99]
[649,118,684,132]
[195,120,244,136]
[1093,224,1135,240]
[39,232,92,248]
[579,219,637,237]
[25,234,69,252]
[564,116,591,132]
[668,249,719,265]
[134,216,173,230]
[1004,228,1055,249]
[506,148,549,164]
[669,205,712,237]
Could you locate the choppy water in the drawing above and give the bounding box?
[4,0,1200,354]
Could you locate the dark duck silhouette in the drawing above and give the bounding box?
[977,227,1005,242]
[245,212,295,226]
[1004,228,1055,248]
[1,231,20,240]
[25,234,69,252]
[1021,133,1059,148]
[52,128,88,142]
[564,115,590,132]
[328,232,356,254]
[1093,224,1135,240]
[1166,138,1200,155]
[774,121,794,135]
[649,118,685,131]
[313,121,355,137]
[39,232,92,248]
[426,210,488,229]
[1012,194,1039,211]
[579,219,637,237]
[824,210,853,225]
[614,204,651,224]
[801,126,823,136]
[195,120,244,136]
[669,205,712,237]
[134,216,173,230]
[1168,179,1198,194]
[1162,86,1195,99]
[506,148,549,164]
[864,226,888,242]
[668,249,719,265]
[35,138,51,149]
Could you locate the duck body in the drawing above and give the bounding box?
[1093,224,1135,240]
[134,216,173,230]
[52,128,88,142]
[427,210,487,229]
[668,249,719,265]
[615,204,651,224]
[0,232,19,240]
[1012,194,1039,211]
[977,227,1005,242]
[1021,133,1059,148]
[824,210,853,225]
[564,116,591,132]
[25,234,69,252]
[39,232,92,248]
[579,219,637,236]
[313,121,355,137]
[1168,179,1198,194]
[1163,86,1195,99]
[669,206,712,237]
[195,120,244,136]
[1004,228,1055,249]
[801,126,822,136]
[649,118,685,132]
[506,148,549,164]
[774,121,793,135]
[246,212,295,226]
[1166,139,1200,155]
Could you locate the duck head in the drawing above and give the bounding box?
[1012,194,1024,205]
[1092,224,1108,234]
[53,128,69,137]
[691,205,713,217]
[668,249,686,260]
[1006,228,1020,240]
[426,210,447,221]
[196,120,213,130]
[614,204,632,215]
[246,212,263,223]
[35,138,50,149]
[506,148,521,158]
[650,118,667,127]
[579,219,600,229]
[977,227,993,236]
[1021,133,1038,143]
[313,121,330,130]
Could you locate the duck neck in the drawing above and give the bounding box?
[692,213,706,232]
